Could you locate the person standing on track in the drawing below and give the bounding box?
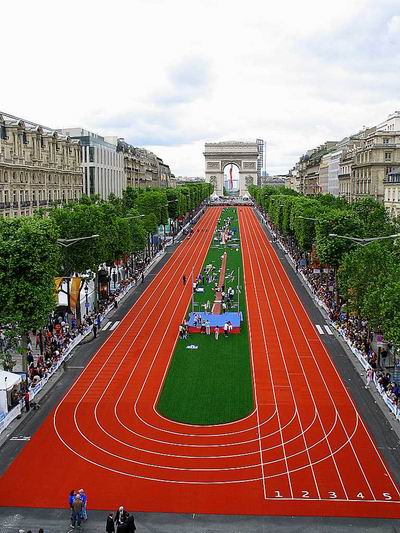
[182,274,186,286]
[214,325,219,340]
[71,493,83,529]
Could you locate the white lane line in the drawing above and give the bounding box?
[110,321,120,331]
[10,436,31,441]
[316,324,324,335]
[102,321,112,331]
[324,325,333,335]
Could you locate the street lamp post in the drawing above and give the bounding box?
[84,283,89,316]
[297,216,318,222]
[57,234,100,248]
[328,233,400,246]
[123,214,145,221]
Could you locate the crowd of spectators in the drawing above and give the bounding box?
[4,270,148,414]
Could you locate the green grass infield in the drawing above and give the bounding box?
[156,207,254,425]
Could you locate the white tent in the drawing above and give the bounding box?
[0,371,21,414]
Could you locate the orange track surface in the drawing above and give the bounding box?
[0,207,399,518]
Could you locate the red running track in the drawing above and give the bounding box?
[0,206,399,518]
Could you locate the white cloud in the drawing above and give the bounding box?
[1,0,400,176]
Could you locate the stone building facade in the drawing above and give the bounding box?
[204,141,259,196]
[117,139,171,188]
[352,128,400,203]
[290,112,400,210]
[0,113,82,217]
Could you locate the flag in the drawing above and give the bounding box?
[54,277,64,303]
[70,277,82,314]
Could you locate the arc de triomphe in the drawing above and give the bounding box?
[204,141,259,197]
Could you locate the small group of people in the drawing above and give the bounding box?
[69,488,88,529]
[214,321,233,340]
[106,506,136,532]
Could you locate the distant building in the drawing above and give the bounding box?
[352,125,400,203]
[256,139,266,185]
[59,128,125,200]
[263,175,287,187]
[0,112,82,217]
[175,176,205,183]
[300,142,338,195]
[116,139,171,188]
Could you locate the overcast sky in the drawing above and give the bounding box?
[2,0,400,176]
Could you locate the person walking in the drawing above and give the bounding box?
[71,493,83,529]
[115,506,129,527]
[141,273,145,284]
[182,274,186,286]
[106,512,115,532]
[78,489,87,521]
[24,391,30,413]
[69,489,76,515]
[214,326,219,340]
[92,322,97,339]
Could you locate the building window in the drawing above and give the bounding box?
[22,131,28,145]
[383,138,389,144]
[89,166,95,195]
[89,146,95,162]
[0,124,7,140]
[385,152,392,162]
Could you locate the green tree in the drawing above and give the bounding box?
[337,242,398,318]
[350,197,393,237]
[0,217,60,332]
[315,210,363,268]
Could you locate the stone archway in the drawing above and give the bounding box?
[204,141,259,197]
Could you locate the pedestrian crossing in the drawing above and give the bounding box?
[315,324,333,335]
[101,320,120,332]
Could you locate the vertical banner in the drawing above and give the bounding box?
[70,277,81,314]
[54,277,64,303]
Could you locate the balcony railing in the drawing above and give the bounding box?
[39,200,48,206]
[12,201,19,208]
[21,200,31,207]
